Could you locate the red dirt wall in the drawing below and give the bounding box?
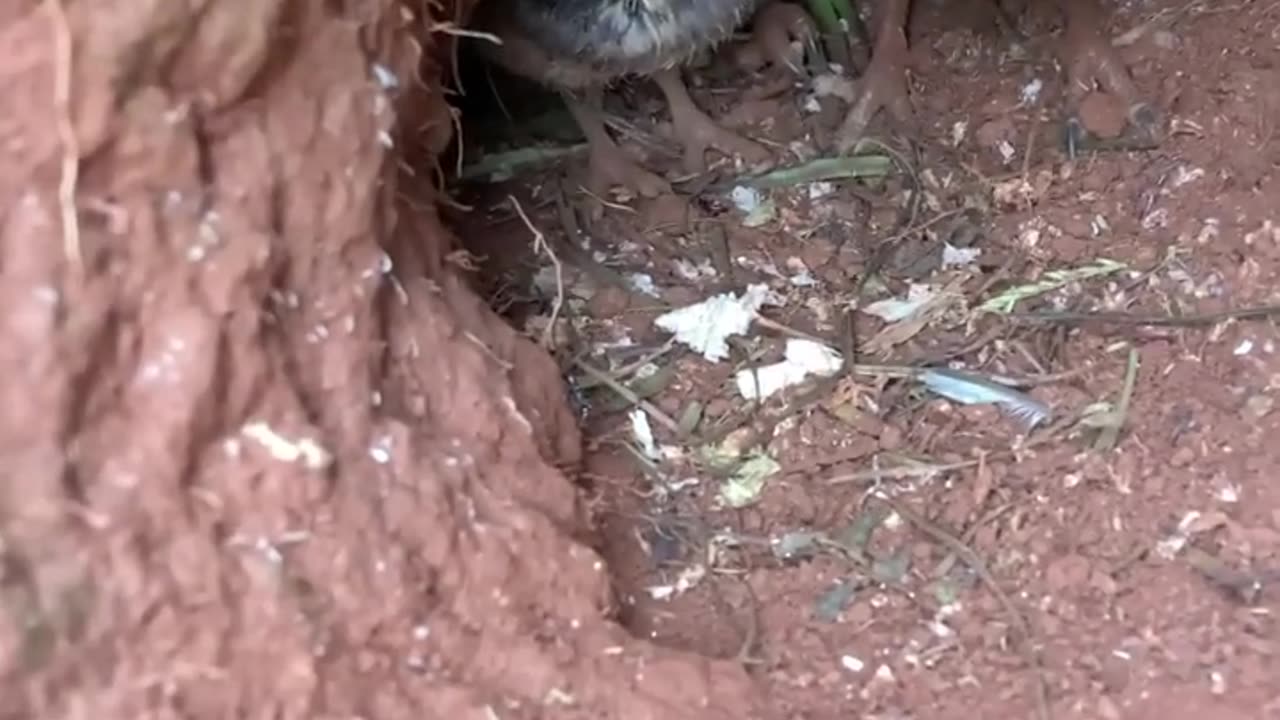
[0,2,764,718]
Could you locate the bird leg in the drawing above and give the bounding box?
[1056,0,1161,155]
[561,87,671,198]
[833,0,914,153]
[744,1,818,75]
[652,68,772,175]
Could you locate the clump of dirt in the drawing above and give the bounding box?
[0,2,763,718]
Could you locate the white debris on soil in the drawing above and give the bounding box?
[735,338,844,400]
[630,408,661,460]
[654,283,777,362]
[861,283,939,322]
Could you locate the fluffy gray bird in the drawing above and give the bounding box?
[471,0,813,197]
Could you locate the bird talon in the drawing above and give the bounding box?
[653,68,773,175]
[1062,116,1086,159]
[747,1,817,75]
[1057,0,1162,155]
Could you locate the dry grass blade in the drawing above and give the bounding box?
[573,358,682,435]
[1092,347,1138,452]
[1009,303,1280,327]
[508,195,563,349]
[47,0,80,269]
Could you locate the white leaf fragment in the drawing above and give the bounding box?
[735,339,844,400]
[654,283,775,362]
[941,243,981,268]
[861,283,937,322]
[630,408,661,461]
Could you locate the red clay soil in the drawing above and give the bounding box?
[0,2,763,719]
[447,2,1280,720]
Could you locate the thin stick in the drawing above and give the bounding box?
[573,358,683,434]
[1020,99,1041,185]
[826,456,981,485]
[450,106,466,179]
[576,184,639,213]
[573,339,677,390]
[426,20,502,44]
[1092,347,1139,452]
[826,414,1078,485]
[508,195,563,349]
[48,0,80,268]
[1009,303,1280,327]
[752,314,828,345]
[877,207,968,247]
[730,575,763,666]
[485,64,514,124]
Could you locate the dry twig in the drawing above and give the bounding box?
[508,195,563,348]
[47,0,80,268]
[573,358,682,434]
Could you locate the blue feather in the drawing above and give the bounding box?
[918,368,1051,430]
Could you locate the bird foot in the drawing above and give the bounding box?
[745,1,817,75]
[561,89,672,201]
[582,139,671,200]
[1058,1,1162,156]
[671,106,772,175]
[833,12,914,153]
[653,69,772,175]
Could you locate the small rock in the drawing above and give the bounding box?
[1050,235,1092,262]
[819,266,847,285]
[868,205,900,232]
[660,285,701,307]
[955,403,999,425]
[799,235,838,269]
[1090,568,1118,596]
[1151,29,1179,50]
[1057,214,1092,239]
[833,407,885,436]
[878,423,904,451]
[640,193,690,231]
[912,541,935,563]
[1241,393,1274,420]
[1098,652,1132,694]
[1097,695,1123,720]
[975,116,1016,149]
[618,310,661,344]
[586,286,633,318]
[655,393,682,417]
[845,601,873,625]
[1077,91,1128,139]
[1169,446,1196,468]
[1045,553,1092,592]
[1081,454,1110,481]
[1080,163,1120,193]
[704,397,732,419]
[1039,613,1061,637]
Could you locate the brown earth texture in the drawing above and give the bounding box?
[2,1,1279,720]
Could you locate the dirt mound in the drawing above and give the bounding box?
[0,2,763,717]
